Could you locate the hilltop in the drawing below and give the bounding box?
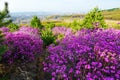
[102,8,120,20]
[46,8,120,21]
[10,8,120,24]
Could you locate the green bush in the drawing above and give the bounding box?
[57,34,64,41]
[69,19,82,31]
[44,22,55,29]
[8,23,19,32]
[0,31,6,61]
[82,7,106,29]
[41,28,56,47]
[30,16,43,29]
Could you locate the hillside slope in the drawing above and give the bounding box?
[102,8,120,20]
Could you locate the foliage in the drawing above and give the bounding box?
[43,28,120,80]
[69,19,82,31]
[55,22,70,28]
[3,27,43,65]
[8,23,19,32]
[0,31,6,61]
[0,2,12,27]
[41,28,56,47]
[82,7,106,29]
[44,22,55,29]
[30,16,43,29]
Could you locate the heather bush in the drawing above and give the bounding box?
[43,28,120,80]
[3,27,43,65]
[52,27,73,42]
[18,26,40,37]
[0,27,9,33]
[52,27,73,36]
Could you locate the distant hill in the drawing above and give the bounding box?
[102,8,120,20]
[10,8,120,24]
[46,8,120,21]
[102,8,120,11]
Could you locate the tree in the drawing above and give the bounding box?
[0,2,12,27]
[81,7,106,29]
[30,16,43,29]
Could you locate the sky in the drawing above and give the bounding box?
[0,0,120,13]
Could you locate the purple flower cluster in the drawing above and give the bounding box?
[43,28,120,80]
[52,27,73,43]
[3,27,43,64]
[117,22,120,24]
[18,26,40,38]
[52,27,73,36]
[0,27,10,33]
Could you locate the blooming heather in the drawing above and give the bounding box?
[52,27,73,36]
[3,27,43,64]
[0,27,9,33]
[44,28,120,80]
[52,27,73,43]
[18,26,40,38]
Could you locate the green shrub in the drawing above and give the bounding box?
[44,22,55,29]
[30,16,43,29]
[41,28,56,47]
[57,34,64,41]
[82,7,106,29]
[0,31,6,61]
[69,19,82,31]
[8,23,19,32]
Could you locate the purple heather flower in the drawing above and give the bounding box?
[52,26,73,36]
[104,77,114,80]
[3,27,43,65]
[52,77,55,80]
[44,28,120,80]
[0,27,9,32]
[85,65,91,69]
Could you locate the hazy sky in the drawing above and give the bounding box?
[0,0,120,13]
